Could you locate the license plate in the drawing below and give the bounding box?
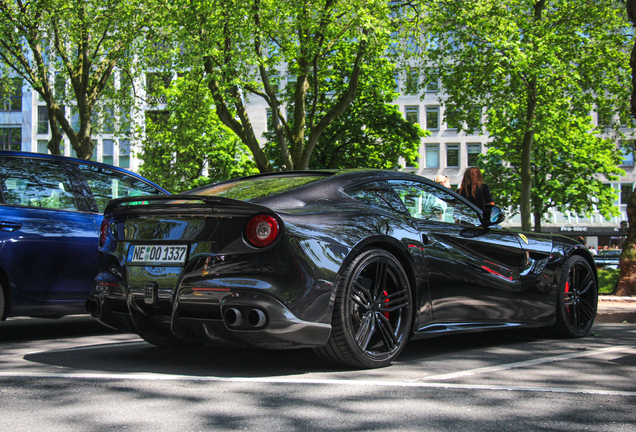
[127,245,188,265]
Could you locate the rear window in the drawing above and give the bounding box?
[190,175,328,202]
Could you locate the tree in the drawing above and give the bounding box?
[617,0,636,296]
[138,73,258,193]
[164,0,398,172]
[263,58,426,170]
[421,0,631,231]
[479,99,624,232]
[0,0,156,158]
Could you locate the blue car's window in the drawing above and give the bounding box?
[0,157,78,211]
[388,180,481,226]
[79,164,165,213]
[345,181,409,215]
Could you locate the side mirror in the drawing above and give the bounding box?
[482,204,505,227]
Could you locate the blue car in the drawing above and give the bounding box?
[0,150,168,320]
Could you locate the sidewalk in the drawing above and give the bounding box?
[596,296,636,324]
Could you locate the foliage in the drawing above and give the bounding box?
[161,0,401,172]
[598,269,620,295]
[421,0,632,231]
[0,0,157,159]
[138,74,258,193]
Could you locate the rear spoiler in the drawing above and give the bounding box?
[104,194,273,217]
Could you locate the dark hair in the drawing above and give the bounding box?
[460,167,483,199]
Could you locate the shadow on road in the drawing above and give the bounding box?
[15,326,549,378]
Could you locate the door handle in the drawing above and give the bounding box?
[0,221,23,232]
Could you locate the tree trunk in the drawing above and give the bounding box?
[519,1,544,232]
[533,200,543,233]
[46,115,63,156]
[617,0,636,296]
[520,80,537,232]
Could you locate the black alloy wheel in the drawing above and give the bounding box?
[316,249,413,369]
[553,255,598,338]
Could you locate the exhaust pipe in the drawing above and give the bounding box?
[224,308,244,327]
[86,298,100,316]
[247,309,267,328]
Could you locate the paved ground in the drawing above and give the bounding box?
[597,295,636,323]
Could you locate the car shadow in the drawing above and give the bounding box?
[18,326,547,378]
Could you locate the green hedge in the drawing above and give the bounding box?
[598,269,620,295]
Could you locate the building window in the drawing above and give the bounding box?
[621,183,633,205]
[425,69,439,93]
[425,144,439,168]
[89,140,98,162]
[119,140,131,168]
[426,106,440,130]
[597,106,613,128]
[102,139,114,165]
[0,128,21,150]
[394,72,400,92]
[467,143,481,166]
[146,72,171,105]
[445,109,460,130]
[37,106,49,135]
[405,68,419,95]
[446,144,459,167]
[0,77,22,111]
[37,140,48,154]
[102,105,115,134]
[405,106,419,124]
[621,140,634,166]
[466,106,482,132]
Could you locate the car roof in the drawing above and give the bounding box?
[0,150,169,193]
[191,168,457,209]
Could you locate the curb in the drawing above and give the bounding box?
[597,296,636,324]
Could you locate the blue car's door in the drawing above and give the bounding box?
[0,156,98,315]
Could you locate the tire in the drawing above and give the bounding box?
[316,249,413,369]
[552,255,598,338]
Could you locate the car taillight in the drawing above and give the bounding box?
[245,214,280,248]
[99,218,110,247]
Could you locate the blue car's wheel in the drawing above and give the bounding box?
[316,249,413,369]
[553,255,598,338]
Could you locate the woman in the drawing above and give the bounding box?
[458,167,494,210]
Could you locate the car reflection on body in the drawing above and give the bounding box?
[0,150,168,320]
[88,170,598,368]
[594,249,621,269]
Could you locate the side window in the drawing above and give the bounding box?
[79,164,164,213]
[389,180,481,226]
[0,157,78,211]
[345,181,409,215]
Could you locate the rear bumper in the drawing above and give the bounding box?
[89,285,332,349]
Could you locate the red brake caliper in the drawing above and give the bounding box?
[565,281,570,313]
[382,290,390,319]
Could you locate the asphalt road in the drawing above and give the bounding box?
[0,316,635,431]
